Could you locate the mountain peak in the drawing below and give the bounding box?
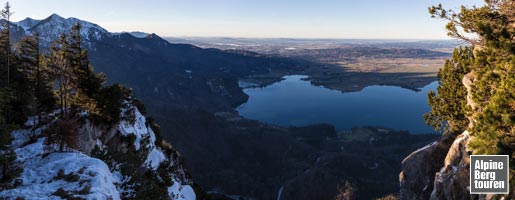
[128,31,150,38]
[145,33,160,39]
[21,17,34,21]
[144,33,171,46]
[20,14,110,44]
[38,13,66,26]
[48,13,64,20]
[16,17,41,31]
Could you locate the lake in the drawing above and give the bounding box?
[236,75,438,134]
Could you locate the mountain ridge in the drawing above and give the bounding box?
[12,13,108,46]
[5,13,303,112]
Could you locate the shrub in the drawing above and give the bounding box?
[44,118,80,152]
[75,185,91,195]
[335,181,358,200]
[95,84,132,126]
[0,150,17,183]
[376,194,397,200]
[52,188,83,200]
[132,98,147,115]
[54,169,81,182]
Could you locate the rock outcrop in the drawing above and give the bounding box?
[399,68,479,200]
[430,131,474,200]
[400,129,477,200]
[77,120,113,155]
[399,133,458,200]
[0,101,197,200]
[462,71,477,128]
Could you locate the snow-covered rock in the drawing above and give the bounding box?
[15,17,41,31]
[1,128,120,199]
[169,181,197,200]
[0,101,196,200]
[145,148,166,170]
[1,152,121,200]
[118,106,151,151]
[118,104,168,170]
[116,104,195,199]
[14,13,110,47]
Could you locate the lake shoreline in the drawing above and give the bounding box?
[237,75,438,134]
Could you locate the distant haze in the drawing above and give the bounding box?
[9,0,483,39]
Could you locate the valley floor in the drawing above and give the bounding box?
[153,107,438,199]
[241,62,439,93]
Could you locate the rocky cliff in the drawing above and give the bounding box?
[399,70,485,200]
[0,99,196,200]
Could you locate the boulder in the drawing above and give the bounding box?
[430,131,475,200]
[399,133,457,200]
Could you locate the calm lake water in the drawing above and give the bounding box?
[237,75,438,134]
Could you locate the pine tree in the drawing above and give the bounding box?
[1,2,13,87]
[9,36,38,124]
[68,23,105,113]
[424,47,471,133]
[430,0,515,196]
[15,34,55,126]
[0,2,17,183]
[0,17,8,87]
[0,1,12,144]
[33,34,57,124]
[47,34,77,118]
[0,89,12,148]
[0,29,10,121]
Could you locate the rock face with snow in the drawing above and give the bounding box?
[9,14,109,47]
[5,14,106,50]
[15,17,41,31]
[0,101,196,200]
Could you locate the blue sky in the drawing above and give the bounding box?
[8,0,484,39]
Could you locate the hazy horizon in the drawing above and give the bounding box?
[8,0,484,40]
[165,35,458,41]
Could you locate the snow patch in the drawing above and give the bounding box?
[118,105,168,169]
[118,107,149,151]
[3,103,196,199]
[0,152,120,200]
[168,181,196,200]
[14,138,45,162]
[145,148,166,170]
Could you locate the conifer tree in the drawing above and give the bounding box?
[0,18,8,87]
[68,23,105,113]
[1,2,13,86]
[0,25,10,122]
[429,0,515,153]
[47,34,77,117]
[429,0,515,196]
[10,36,38,124]
[15,34,55,126]
[424,47,471,133]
